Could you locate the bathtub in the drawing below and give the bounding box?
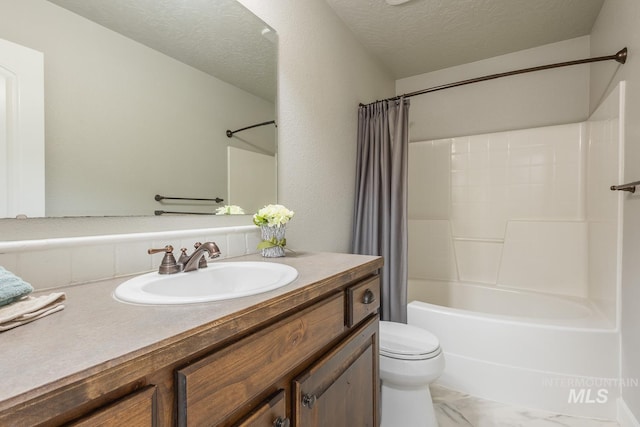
[407,279,619,419]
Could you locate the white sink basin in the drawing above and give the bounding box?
[114,262,298,305]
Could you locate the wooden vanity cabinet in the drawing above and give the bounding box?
[177,276,381,427]
[0,256,381,427]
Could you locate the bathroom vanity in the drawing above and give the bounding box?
[0,252,382,426]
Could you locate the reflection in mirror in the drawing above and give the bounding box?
[0,0,277,218]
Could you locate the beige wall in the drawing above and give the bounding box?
[590,0,640,422]
[0,0,275,217]
[396,36,591,141]
[238,0,395,253]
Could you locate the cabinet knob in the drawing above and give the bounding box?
[302,393,317,408]
[362,289,376,304]
[273,417,290,427]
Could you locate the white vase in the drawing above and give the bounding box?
[260,225,286,257]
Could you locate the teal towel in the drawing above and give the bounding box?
[0,266,33,307]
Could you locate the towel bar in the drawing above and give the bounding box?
[155,194,224,203]
[154,210,216,216]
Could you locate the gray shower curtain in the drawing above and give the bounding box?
[351,97,409,323]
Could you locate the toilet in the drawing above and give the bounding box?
[379,321,445,427]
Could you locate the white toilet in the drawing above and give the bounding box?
[379,321,445,427]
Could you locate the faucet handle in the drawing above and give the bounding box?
[147,245,181,274]
[178,248,189,265]
[148,245,174,255]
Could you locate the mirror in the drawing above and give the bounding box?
[0,0,277,218]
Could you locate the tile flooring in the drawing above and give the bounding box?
[432,385,620,427]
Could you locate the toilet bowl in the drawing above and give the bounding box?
[379,321,445,427]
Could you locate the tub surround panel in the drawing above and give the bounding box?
[453,240,502,285]
[408,220,458,281]
[409,122,588,295]
[449,124,585,241]
[409,85,622,309]
[586,83,624,324]
[408,139,451,220]
[0,225,261,291]
[498,221,588,297]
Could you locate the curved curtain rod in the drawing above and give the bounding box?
[359,47,627,107]
[226,120,277,138]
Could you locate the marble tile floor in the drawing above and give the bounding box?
[432,385,620,427]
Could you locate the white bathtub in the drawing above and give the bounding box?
[407,279,619,419]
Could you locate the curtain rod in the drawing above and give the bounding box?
[359,47,627,107]
[226,120,277,138]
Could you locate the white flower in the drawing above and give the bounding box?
[253,204,295,227]
[215,205,245,215]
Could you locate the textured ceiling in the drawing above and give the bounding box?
[325,0,605,78]
[47,0,277,102]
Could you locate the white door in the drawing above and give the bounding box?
[0,38,45,218]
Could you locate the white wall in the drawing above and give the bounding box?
[238,0,395,253]
[0,0,275,217]
[590,0,640,423]
[396,36,591,142]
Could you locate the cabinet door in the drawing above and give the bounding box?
[293,316,378,427]
[177,293,345,427]
[233,390,289,427]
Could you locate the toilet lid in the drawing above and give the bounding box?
[379,321,441,360]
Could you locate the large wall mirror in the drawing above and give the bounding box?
[0,0,277,219]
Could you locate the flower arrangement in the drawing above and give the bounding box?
[253,204,295,227]
[253,204,294,257]
[215,205,245,215]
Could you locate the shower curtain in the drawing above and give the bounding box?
[351,98,410,323]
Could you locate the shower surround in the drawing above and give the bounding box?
[407,83,624,418]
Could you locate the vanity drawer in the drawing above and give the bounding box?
[346,276,380,327]
[176,293,345,427]
[234,389,288,427]
[68,386,157,427]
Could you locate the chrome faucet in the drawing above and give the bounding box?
[181,241,221,272]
